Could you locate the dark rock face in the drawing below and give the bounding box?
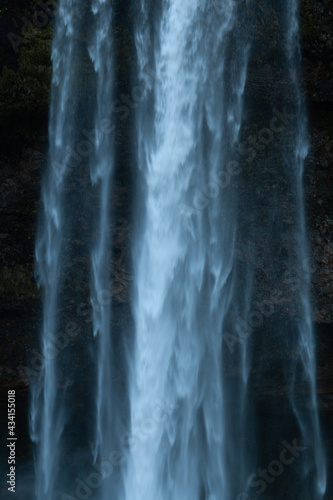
[301,0,333,104]
[0,122,44,386]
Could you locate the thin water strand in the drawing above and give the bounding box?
[286,0,327,496]
[88,2,115,499]
[30,2,80,499]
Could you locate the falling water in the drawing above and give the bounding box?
[30,2,81,499]
[88,0,114,483]
[285,0,326,496]
[29,0,327,499]
[30,0,115,499]
[124,1,251,498]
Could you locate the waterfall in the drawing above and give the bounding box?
[30,2,81,499]
[285,0,326,496]
[87,0,114,487]
[124,1,251,498]
[29,0,327,499]
[30,0,116,498]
